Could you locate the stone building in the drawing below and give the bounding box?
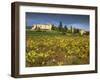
[32,24,52,31]
[79,29,86,35]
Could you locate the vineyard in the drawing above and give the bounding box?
[26,31,89,67]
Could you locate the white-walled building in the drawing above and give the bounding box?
[32,24,52,30]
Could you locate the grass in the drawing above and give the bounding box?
[26,30,89,67]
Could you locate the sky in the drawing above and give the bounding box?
[26,12,90,31]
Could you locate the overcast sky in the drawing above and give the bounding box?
[26,12,90,31]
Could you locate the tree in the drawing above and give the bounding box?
[64,25,68,32]
[70,26,73,33]
[51,24,59,31]
[52,24,56,30]
[58,21,63,32]
[74,28,79,33]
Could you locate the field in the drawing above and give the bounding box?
[26,30,89,67]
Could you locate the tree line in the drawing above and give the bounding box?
[52,21,79,33]
[52,21,89,35]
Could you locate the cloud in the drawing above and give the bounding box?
[67,23,89,31]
